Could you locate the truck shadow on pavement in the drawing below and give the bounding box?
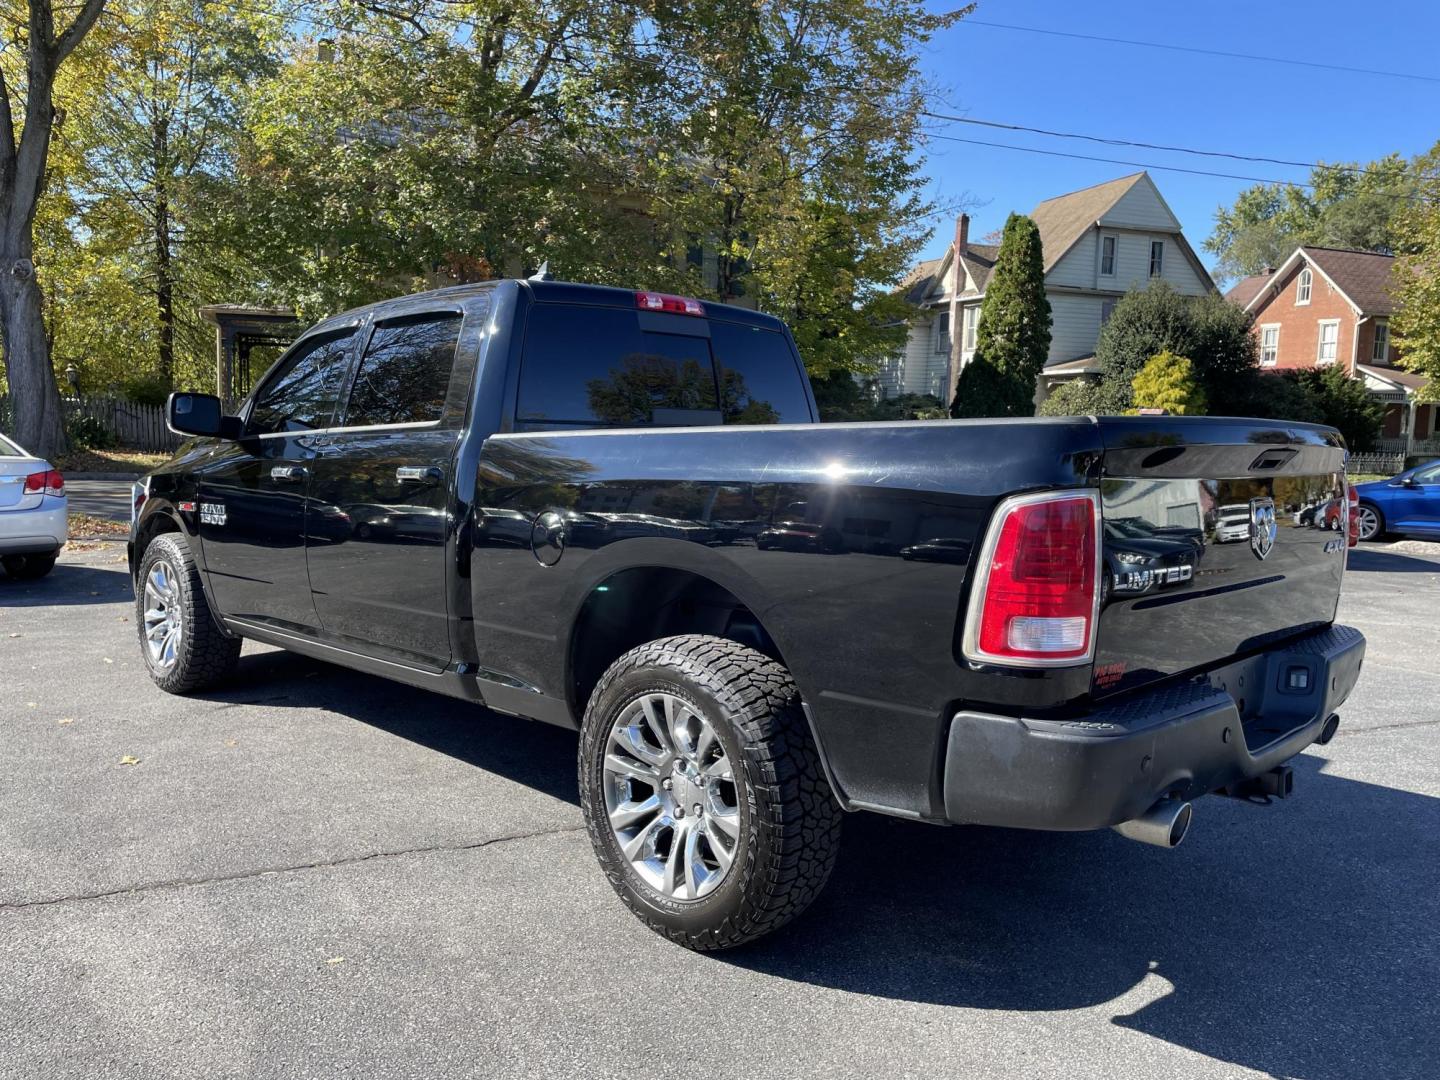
[205,650,1435,1080]
[0,559,134,606]
[1345,548,1440,574]
[727,750,1437,1080]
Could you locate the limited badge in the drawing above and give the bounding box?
[200,502,227,526]
[1249,497,1277,560]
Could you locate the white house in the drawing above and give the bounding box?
[880,172,1217,404]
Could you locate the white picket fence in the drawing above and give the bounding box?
[0,395,181,453]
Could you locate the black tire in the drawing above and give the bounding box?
[578,635,842,951]
[135,533,241,693]
[2,552,58,580]
[1357,502,1387,543]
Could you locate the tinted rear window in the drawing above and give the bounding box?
[517,305,808,429]
[709,320,811,424]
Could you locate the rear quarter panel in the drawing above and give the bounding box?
[469,418,1102,818]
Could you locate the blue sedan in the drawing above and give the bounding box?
[1354,460,1440,541]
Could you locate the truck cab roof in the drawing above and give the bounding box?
[310,278,786,337]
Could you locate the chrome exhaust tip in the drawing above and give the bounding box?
[1113,798,1193,849]
[1315,713,1341,746]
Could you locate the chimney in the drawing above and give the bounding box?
[1261,265,1276,276]
[955,214,969,258]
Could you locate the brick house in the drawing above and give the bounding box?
[1227,246,1434,453]
[881,172,1215,405]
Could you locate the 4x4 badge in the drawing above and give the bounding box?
[1249,497,1277,560]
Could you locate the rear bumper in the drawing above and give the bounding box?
[0,501,67,555]
[942,624,1366,830]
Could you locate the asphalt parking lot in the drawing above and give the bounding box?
[2,537,1438,1080]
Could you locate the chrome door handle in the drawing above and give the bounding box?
[396,466,442,483]
[270,465,308,482]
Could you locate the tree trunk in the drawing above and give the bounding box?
[153,118,174,389]
[0,265,68,458]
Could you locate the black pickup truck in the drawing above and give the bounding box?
[130,279,1366,950]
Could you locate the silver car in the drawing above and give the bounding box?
[0,431,67,579]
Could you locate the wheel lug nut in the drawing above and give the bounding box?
[661,778,672,790]
[693,803,703,817]
[675,806,685,818]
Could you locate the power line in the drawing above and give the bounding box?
[961,19,1440,85]
[921,111,1386,178]
[921,131,1315,186]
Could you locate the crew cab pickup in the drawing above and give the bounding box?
[131,279,1366,950]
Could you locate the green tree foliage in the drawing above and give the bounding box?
[810,371,943,421]
[1393,141,1440,402]
[1296,365,1386,451]
[1205,154,1416,283]
[950,212,1050,417]
[1093,283,1257,413]
[613,0,963,384]
[1036,376,1128,417]
[40,0,276,394]
[0,0,108,458]
[1131,350,1205,415]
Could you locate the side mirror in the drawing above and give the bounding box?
[167,392,240,439]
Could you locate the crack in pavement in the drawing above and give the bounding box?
[0,823,587,913]
[1335,716,1440,736]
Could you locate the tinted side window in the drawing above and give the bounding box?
[248,331,354,435]
[345,312,462,427]
[708,320,811,424]
[518,306,719,427]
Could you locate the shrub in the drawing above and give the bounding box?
[1131,350,1206,415]
[1297,365,1387,451]
[121,375,172,407]
[65,413,117,450]
[1220,370,1324,423]
[1037,377,1131,417]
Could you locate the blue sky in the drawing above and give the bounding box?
[912,0,1440,283]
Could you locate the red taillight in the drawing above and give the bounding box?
[1346,482,1359,548]
[636,291,704,316]
[964,491,1099,666]
[24,470,63,496]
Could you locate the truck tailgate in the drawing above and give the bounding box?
[1092,417,1348,699]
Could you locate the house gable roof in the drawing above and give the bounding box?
[1030,172,1149,274]
[896,255,947,306]
[1225,272,1273,309]
[1243,245,1400,317]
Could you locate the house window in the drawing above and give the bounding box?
[1373,320,1390,363]
[1149,240,1164,278]
[1260,325,1280,367]
[1316,319,1339,365]
[1100,298,1117,325]
[934,310,951,354]
[1297,268,1312,305]
[1100,235,1117,277]
[962,306,979,351]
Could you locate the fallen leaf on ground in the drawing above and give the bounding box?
[8,633,20,638]
[224,739,238,747]
[118,755,141,766]
[103,658,114,664]
[324,957,345,965]
[58,718,74,726]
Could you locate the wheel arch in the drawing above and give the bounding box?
[563,542,798,722]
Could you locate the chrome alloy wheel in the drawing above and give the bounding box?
[602,692,741,901]
[143,559,183,670]
[1357,505,1380,541]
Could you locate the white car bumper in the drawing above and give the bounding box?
[0,496,68,554]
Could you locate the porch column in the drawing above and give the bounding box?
[1404,394,1417,457]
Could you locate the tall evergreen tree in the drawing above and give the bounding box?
[951,212,1050,417]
